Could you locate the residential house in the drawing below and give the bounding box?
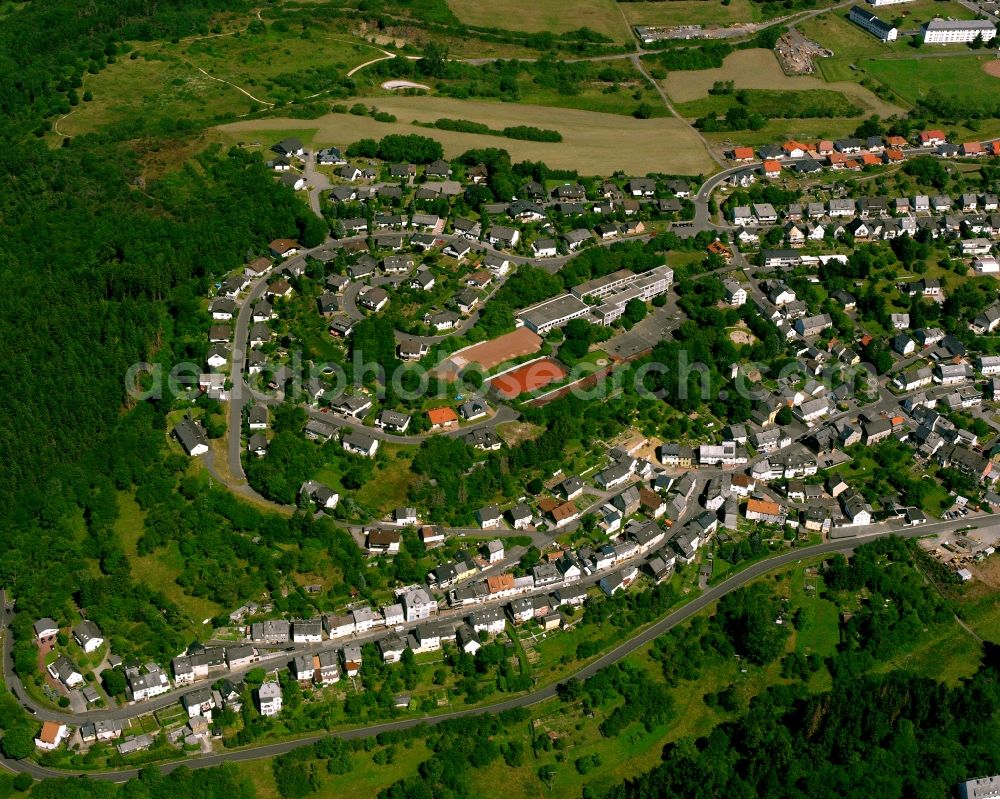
[48,655,84,689]
[72,621,104,654]
[257,682,282,717]
[343,430,379,458]
[366,529,401,555]
[745,498,786,525]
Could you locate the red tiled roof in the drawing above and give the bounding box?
[427,407,458,425]
[747,498,781,516]
[550,501,578,521]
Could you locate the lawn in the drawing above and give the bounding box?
[216,95,718,175]
[865,54,1000,109]
[620,0,761,27]
[788,565,841,657]
[446,0,632,41]
[665,250,707,268]
[349,443,415,515]
[798,1,979,84]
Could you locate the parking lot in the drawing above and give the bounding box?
[604,303,679,361]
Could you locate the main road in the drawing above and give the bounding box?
[1,515,990,782]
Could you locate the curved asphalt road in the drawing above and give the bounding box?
[0,523,954,782]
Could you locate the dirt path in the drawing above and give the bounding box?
[630,53,726,169]
[347,50,396,77]
[195,66,273,106]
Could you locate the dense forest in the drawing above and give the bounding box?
[0,0,327,699]
[607,657,1000,799]
[17,764,255,799]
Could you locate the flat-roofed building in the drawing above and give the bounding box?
[517,293,591,335]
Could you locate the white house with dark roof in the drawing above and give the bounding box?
[476,505,503,529]
[342,429,379,457]
[73,620,104,653]
[173,418,209,457]
[257,681,283,716]
[33,618,59,645]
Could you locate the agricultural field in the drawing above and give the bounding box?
[445,0,633,40]
[619,0,761,27]
[216,95,719,174]
[352,58,673,118]
[660,48,904,117]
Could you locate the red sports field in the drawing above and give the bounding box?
[443,328,542,374]
[490,358,567,399]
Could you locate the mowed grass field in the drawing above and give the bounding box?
[216,95,718,174]
[866,54,1000,107]
[620,0,760,27]
[798,0,978,81]
[661,48,904,117]
[446,0,632,40]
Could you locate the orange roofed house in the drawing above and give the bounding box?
[782,140,813,158]
[744,498,786,525]
[427,407,458,429]
[919,129,946,147]
[731,146,755,161]
[487,574,516,598]
[35,722,68,751]
[762,160,782,179]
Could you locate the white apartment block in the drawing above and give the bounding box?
[923,18,996,43]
